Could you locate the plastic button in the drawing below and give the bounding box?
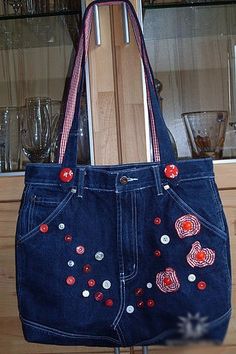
[67,260,74,267]
[88,279,96,287]
[65,234,72,242]
[137,300,145,308]
[126,305,134,314]
[39,224,48,233]
[102,280,111,289]
[188,274,196,282]
[196,251,206,261]
[197,281,207,290]
[182,220,193,231]
[59,168,74,183]
[163,277,172,286]
[146,282,153,289]
[154,250,161,257]
[160,235,170,244]
[66,276,75,286]
[95,251,104,261]
[154,217,161,225]
[83,264,92,273]
[94,292,104,301]
[147,299,155,308]
[82,290,90,297]
[58,223,65,230]
[120,176,129,185]
[164,164,179,179]
[105,299,114,307]
[76,245,85,255]
[135,288,144,296]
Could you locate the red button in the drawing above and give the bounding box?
[94,292,104,301]
[154,217,161,225]
[59,168,74,183]
[135,288,144,296]
[88,279,96,287]
[197,281,207,290]
[65,234,72,242]
[154,250,161,257]
[105,299,114,307]
[182,221,193,231]
[39,224,48,233]
[163,277,172,286]
[196,251,206,261]
[137,300,145,309]
[147,299,155,308]
[76,245,85,255]
[164,164,179,179]
[83,264,92,273]
[66,276,75,286]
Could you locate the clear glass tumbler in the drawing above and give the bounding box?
[182,111,228,159]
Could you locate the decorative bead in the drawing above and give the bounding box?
[88,279,96,287]
[105,299,114,307]
[66,276,75,286]
[65,234,72,242]
[197,281,207,290]
[135,288,144,296]
[163,277,172,286]
[196,251,206,261]
[94,292,104,301]
[147,299,155,308]
[83,264,92,273]
[154,217,161,225]
[76,245,85,255]
[182,220,193,231]
[39,224,48,233]
[59,168,74,183]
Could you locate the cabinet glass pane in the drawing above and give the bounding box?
[144,4,236,160]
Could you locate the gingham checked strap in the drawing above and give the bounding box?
[58,0,160,164]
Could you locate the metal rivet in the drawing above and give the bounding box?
[120,176,129,185]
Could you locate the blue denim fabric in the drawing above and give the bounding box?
[15,0,231,347]
[15,159,231,347]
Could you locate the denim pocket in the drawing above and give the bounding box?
[164,178,227,240]
[17,185,75,244]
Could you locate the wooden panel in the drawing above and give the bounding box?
[112,2,148,163]
[214,163,236,190]
[0,176,24,202]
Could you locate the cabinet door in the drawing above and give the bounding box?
[86,0,150,164]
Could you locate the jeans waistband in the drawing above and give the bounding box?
[25,159,215,193]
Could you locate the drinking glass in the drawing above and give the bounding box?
[182,111,228,159]
[0,107,21,172]
[21,97,51,163]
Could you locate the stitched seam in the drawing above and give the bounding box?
[115,324,126,346]
[84,185,157,192]
[209,179,225,231]
[20,316,119,343]
[17,191,74,244]
[165,188,227,240]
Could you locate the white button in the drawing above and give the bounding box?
[188,274,196,282]
[147,282,153,289]
[82,290,90,298]
[58,223,65,230]
[102,280,111,289]
[160,235,170,244]
[95,251,104,261]
[68,260,74,267]
[126,305,134,314]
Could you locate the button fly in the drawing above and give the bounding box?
[120,176,129,185]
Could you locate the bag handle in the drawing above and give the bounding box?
[58,0,175,166]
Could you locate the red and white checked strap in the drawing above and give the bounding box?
[58,0,160,164]
[186,241,215,268]
[156,267,180,293]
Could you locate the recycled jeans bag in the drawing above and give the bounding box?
[15,0,232,347]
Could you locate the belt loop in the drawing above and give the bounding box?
[77,168,86,198]
[151,165,163,196]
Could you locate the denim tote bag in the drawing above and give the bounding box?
[15,0,231,347]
